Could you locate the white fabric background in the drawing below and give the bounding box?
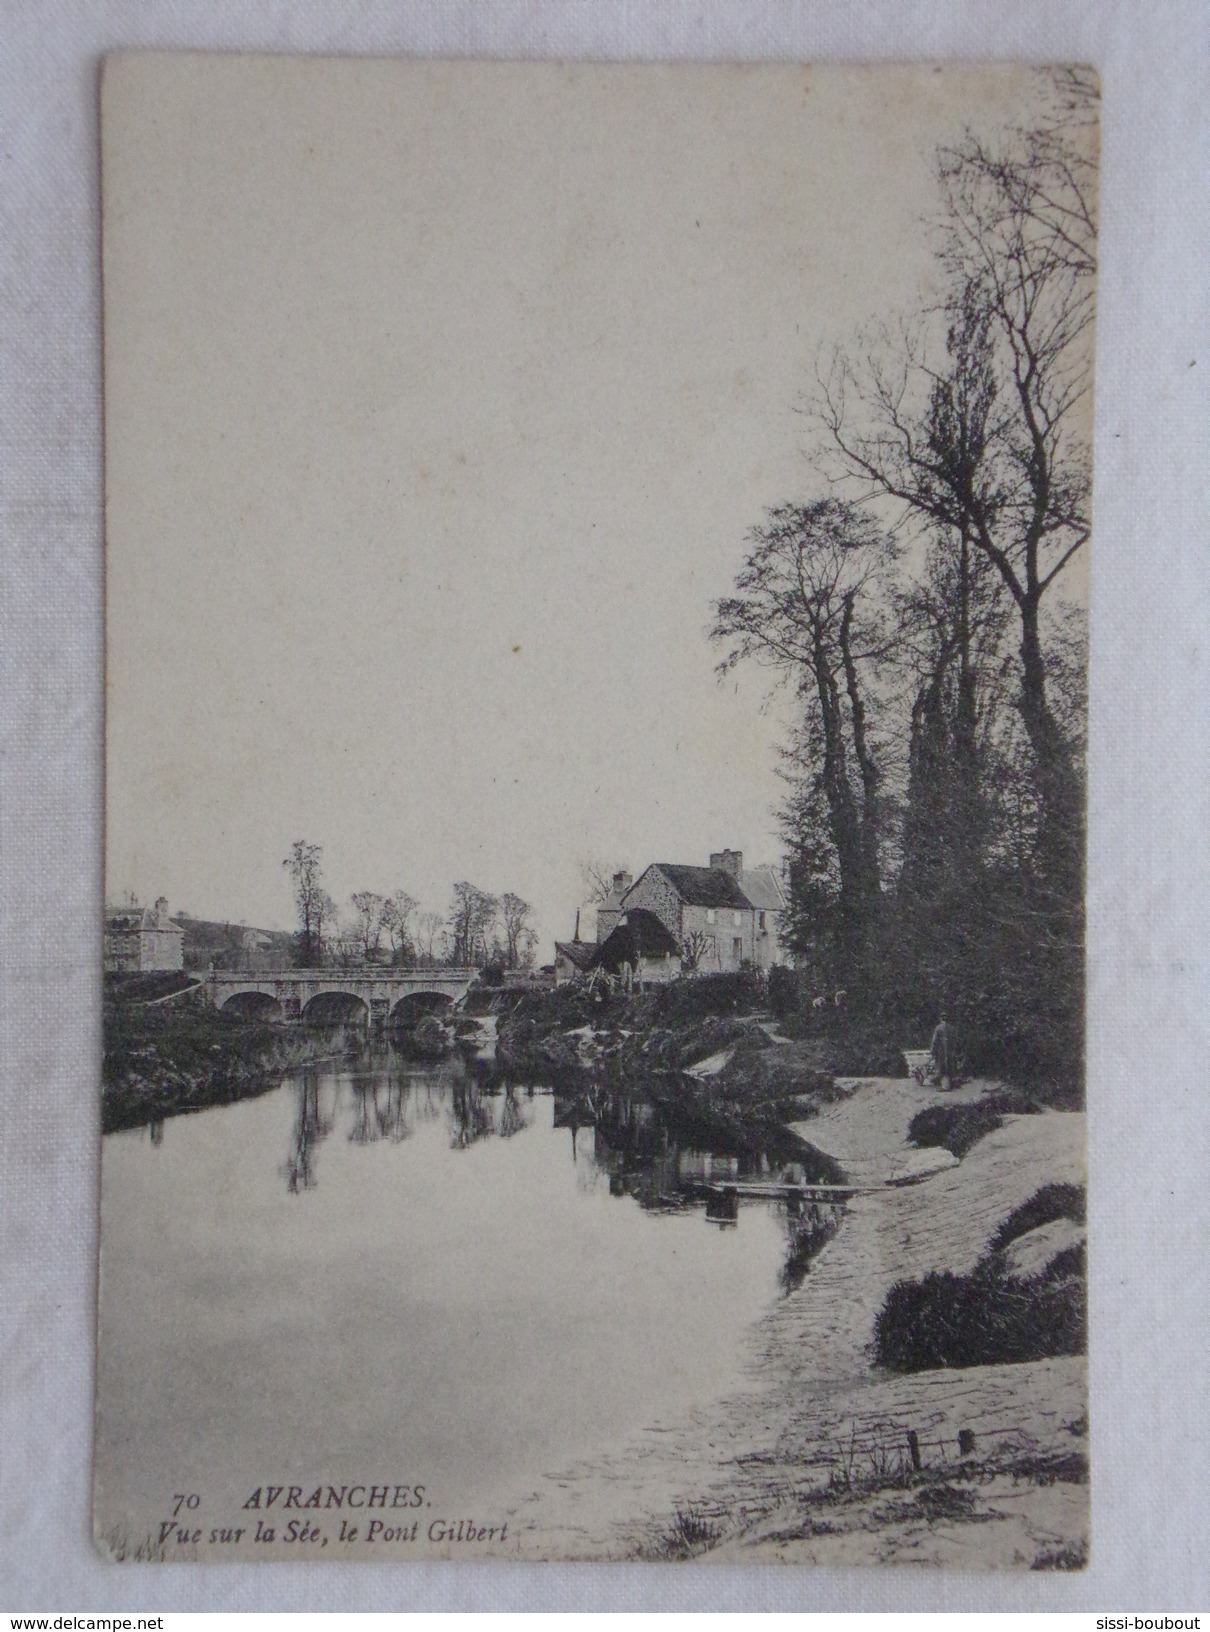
[1,0,1206,1610]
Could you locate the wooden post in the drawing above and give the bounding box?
[958,1428,976,1457]
[907,1429,922,1471]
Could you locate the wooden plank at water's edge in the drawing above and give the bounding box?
[693,1180,883,1200]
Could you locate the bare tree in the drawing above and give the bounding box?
[817,69,1096,871]
[380,891,418,965]
[580,860,624,904]
[283,840,326,967]
[349,891,386,963]
[681,930,711,973]
[498,892,534,969]
[313,889,338,966]
[447,882,498,968]
[415,910,445,965]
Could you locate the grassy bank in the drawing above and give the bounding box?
[102,985,351,1133]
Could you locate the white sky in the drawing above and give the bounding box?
[103,57,1056,949]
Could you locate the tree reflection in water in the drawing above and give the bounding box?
[282,1070,334,1193]
[447,1058,534,1149]
[448,1075,493,1149]
[274,1057,843,1291]
[348,1079,383,1146]
[376,1077,412,1143]
[563,1085,847,1293]
[778,1198,844,1294]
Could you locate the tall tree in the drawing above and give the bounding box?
[498,892,534,970]
[283,840,325,967]
[381,891,418,965]
[896,527,1009,897]
[818,70,1095,878]
[713,499,896,971]
[314,890,338,965]
[349,891,386,962]
[447,882,498,968]
[415,910,445,965]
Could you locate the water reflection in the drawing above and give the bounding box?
[281,1070,334,1193]
[564,1084,847,1292]
[142,1049,847,1296]
[100,1062,807,1528]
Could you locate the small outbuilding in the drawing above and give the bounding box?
[593,908,682,987]
[553,937,598,987]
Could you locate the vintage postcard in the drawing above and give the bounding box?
[97,56,1095,1565]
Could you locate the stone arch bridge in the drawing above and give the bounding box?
[203,968,479,1030]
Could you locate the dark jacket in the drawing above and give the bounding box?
[930,1021,955,1075]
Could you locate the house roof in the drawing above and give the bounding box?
[642,864,753,911]
[554,939,598,971]
[739,865,787,912]
[594,909,680,967]
[105,905,182,934]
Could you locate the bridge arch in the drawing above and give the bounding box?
[217,988,284,1021]
[301,989,370,1026]
[388,989,455,1025]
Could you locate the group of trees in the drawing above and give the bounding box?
[713,70,1094,1091]
[282,842,536,972]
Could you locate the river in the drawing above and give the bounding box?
[95,1046,829,1558]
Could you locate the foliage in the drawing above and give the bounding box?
[712,73,1094,1094]
[349,891,386,961]
[647,1505,722,1560]
[102,987,345,1132]
[988,1182,1085,1252]
[873,1243,1086,1372]
[648,967,768,1022]
[907,1090,1039,1158]
[713,499,896,970]
[104,970,198,1003]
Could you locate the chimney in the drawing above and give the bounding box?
[612,870,633,895]
[573,908,581,942]
[709,849,743,879]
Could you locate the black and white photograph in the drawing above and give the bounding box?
[94,54,1098,1568]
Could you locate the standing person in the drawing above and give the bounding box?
[930,1013,955,1092]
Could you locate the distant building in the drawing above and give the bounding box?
[104,897,184,972]
[606,849,788,974]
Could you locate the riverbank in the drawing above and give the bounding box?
[499,1071,1087,1568]
[101,985,353,1132]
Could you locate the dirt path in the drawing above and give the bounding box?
[499,1075,1087,1565]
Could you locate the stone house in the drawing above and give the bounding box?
[103,897,184,972]
[613,849,788,974]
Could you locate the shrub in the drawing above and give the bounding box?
[873,1247,1086,1372]
[989,1183,1086,1253]
[651,967,767,1021]
[908,1090,1039,1158]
